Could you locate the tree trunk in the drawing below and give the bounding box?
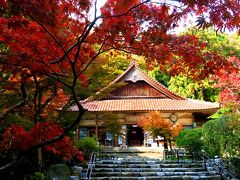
[169,140,172,151]
[163,137,168,150]
[37,148,42,169]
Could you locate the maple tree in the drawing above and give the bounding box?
[184,28,240,107]
[138,111,183,150]
[216,56,240,112]
[1,123,83,161]
[0,0,240,177]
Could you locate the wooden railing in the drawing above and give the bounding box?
[163,148,195,162]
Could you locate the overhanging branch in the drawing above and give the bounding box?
[0,81,27,121]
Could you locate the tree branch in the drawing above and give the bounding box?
[94,0,98,19]
[50,23,90,65]
[33,77,58,122]
[78,41,113,76]
[0,157,25,171]
[29,16,73,64]
[0,81,27,121]
[102,0,151,19]
[0,0,155,172]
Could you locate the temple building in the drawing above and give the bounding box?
[69,61,220,147]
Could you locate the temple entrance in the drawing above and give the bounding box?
[127,125,144,146]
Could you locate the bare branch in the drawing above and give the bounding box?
[40,84,57,111]
[33,75,43,121]
[0,81,27,121]
[78,40,113,76]
[0,157,25,171]
[33,76,58,122]
[94,0,98,19]
[50,23,90,65]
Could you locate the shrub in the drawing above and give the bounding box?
[76,137,100,160]
[202,114,240,158]
[175,128,203,153]
[228,157,240,178]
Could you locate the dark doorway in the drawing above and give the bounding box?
[127,125,144,146]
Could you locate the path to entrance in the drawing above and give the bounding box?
[100,146,164,160]
[88,147,221,179]
[133,152,162,159]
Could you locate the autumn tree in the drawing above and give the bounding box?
[185,28,240,109]
[0,0,240,177]
[138,111,183,150]
[149,28,240,102]
[216,56,240,111]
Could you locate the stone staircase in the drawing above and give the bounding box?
[89,153,221,180]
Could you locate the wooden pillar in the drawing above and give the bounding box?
[95,114,99,141]
[121,125,127,146]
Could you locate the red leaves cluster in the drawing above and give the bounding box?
[97,0,233,80]
[142,34,227,79]
[1,125,33,151]
[216,56,240,104]
[183,0,240,33]
[0,122,83,162]
[44,136,83,161]
[0,0,95,88]
[1,0,238,83]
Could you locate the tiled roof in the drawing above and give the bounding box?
[68,62,220,114]
[69,99,220,112]
[85,61,184,102]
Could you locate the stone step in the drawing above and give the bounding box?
[160,163,202,168]
[93,167,206,172]
[91,174,221,180]
[95,164,162,168]
[95,160,162,164]
[91,171,218,177]
[89,153,220,180]
[95,160,202,165]
[95,163,203,168]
